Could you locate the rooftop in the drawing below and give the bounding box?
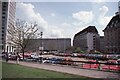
[103,15,120,31]
[74,26,98,37]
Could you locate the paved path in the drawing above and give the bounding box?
[8,60,120,79]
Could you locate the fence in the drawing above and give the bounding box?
[22,57,120,72]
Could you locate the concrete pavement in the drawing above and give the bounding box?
[7,60,120,79]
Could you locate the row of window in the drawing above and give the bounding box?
[106,43,120,46]
[107,48,120,52]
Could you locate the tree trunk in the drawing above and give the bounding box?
[22,49,25,60]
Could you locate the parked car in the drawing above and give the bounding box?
[2,52,7,59]
[1,52,15,60]
[31,53,39,59]
[51,57,63,64]
[82,60,99,69]
[60,58,74,65]
[71,53,78,57]
[42,59,51,63]
[102,60,120,71]
[77,54,85,58]
[19,52,31,59]
[8,54,16,60]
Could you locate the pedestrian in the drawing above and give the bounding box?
[16,52,20,64]
[39,55,43,63]
[5,52,9,62]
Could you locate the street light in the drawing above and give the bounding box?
[40,32,43,55]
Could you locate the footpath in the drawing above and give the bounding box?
[8,60,120,79]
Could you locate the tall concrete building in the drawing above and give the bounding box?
[25,38,71,52]
[73,26,100,52]
[0,1,2,53]
[0,0,16,53]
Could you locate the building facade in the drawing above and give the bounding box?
[103,2,120,54]
[99,36,104,52]
[103,15,120,53]
[73,26,100,52]
[0,1,2,53]
[25,38,71,52]
[0,0,16,53]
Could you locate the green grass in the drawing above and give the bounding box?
[2,62,103,80]
[0,61,2,79]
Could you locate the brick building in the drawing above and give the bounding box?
[103,15,120,53]
[103,1,120,54]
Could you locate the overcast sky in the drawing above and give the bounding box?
[16,0,119,40]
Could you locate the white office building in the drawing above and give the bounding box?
[0,0,16,53]
[0,2,2,53]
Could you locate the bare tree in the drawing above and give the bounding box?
[7,19,38,59]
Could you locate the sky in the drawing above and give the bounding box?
[16,0,120,41]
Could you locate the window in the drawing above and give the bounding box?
[2,30,4,33]
[2,41,4,44]
[3,5,6,7]
[2,12,5,14]
[2,8,6,11]
[2,37,4,40]
[2,34,4,37]
[2,27,4,29]
[2,16,5,18]
[3,2,7,5]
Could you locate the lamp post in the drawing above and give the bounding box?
[40,32,43,55]
[64,39,65,53]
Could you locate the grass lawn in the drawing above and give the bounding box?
[0,61,2,79]
[2,62,103,80]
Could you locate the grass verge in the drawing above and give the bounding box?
[2,62,103,80]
